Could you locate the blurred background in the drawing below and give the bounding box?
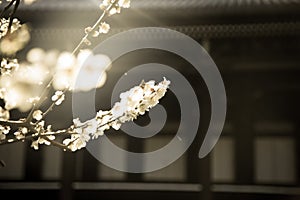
[0,0,300,199]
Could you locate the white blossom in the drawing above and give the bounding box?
[63,132,90,152]
[118,0,130,8]
[0,125,10,135]
[21,127,28,134]
[31,135,56,150]
[51,91,65,105]
[111,120,121,130]
[111,101,128,119]
[63,118,95,151]
[0,124,9,141]
[13,127,28,140]
[84,26,92,34]
[33,110,43,121]
[0,58,19,75]
[14,131,25,140]
[99,0,109,10]
[109,7,121,15]
[99,22,110,34]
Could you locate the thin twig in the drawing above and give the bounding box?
[41,136,72,152]
[0,119,36,132]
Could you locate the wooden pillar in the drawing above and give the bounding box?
[82,150,98,181]
[234,81,255,184]
[24,144,43,181]
[60,152,76,200]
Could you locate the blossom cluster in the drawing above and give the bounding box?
[0,48,111,111]
[0,58,19,75]
[62,77,170,151]
[84,0,130,39]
